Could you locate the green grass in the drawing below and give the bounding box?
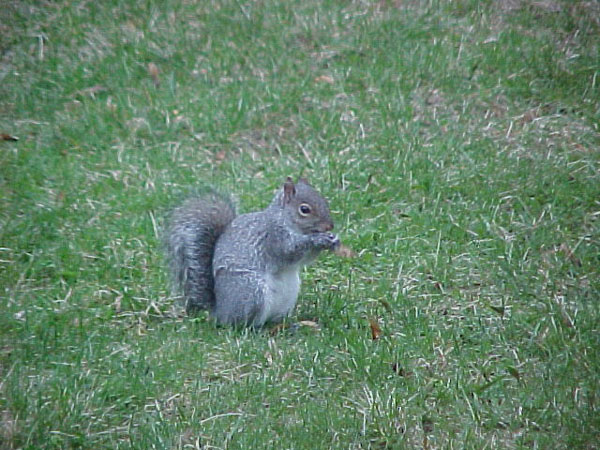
[1,0,599,448]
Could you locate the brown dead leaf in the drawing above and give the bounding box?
[334,244,356,258]
[298,320,319,328]
[369,317,382,340]
[148,62,160,87]
[314,75,334,84]
[269,323,289,336]
[214,150,227,164]
[1,133,18,141]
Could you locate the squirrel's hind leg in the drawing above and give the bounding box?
[213,271,266,327]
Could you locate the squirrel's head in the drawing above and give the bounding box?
[273,177,334,234]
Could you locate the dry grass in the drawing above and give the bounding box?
[1,0,598,448]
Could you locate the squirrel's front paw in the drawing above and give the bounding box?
[328,233,341,250]
[313,232,340,251]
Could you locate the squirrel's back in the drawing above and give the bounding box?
[166,192,236,313]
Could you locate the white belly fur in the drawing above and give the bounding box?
[261,265,301,324]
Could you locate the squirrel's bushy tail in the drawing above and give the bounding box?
[166,192,236,314]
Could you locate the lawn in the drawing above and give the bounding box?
[1,0,599,448]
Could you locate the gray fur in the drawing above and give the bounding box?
[166,179,339,326]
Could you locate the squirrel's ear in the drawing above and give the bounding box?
[283,177,296,204]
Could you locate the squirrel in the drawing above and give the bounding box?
[166,177,340,327]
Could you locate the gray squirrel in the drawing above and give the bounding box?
[166,177,340,326]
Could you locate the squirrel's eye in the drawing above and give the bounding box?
[299,204,312,216]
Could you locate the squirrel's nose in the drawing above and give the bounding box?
[321,221,334,232]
